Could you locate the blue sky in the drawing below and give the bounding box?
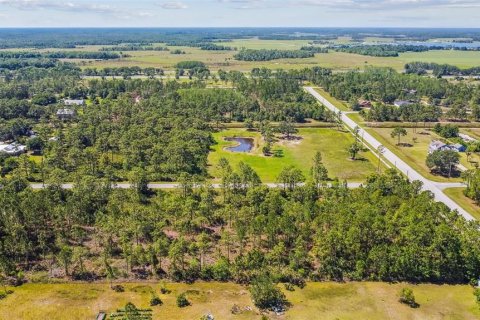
[0,0,479,27]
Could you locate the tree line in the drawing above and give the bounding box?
[1,168,479,288]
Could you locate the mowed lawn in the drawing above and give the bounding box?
[1,281,479,320]
[366,127,480,183]
[208,128,381,182]
[444,187,480,220]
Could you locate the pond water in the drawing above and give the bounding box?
[225,137,254,153]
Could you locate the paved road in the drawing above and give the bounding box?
[305,86,475,221]
[30,182,364,190]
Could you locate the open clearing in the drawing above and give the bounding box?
[444,187,480,220]
[64,40,480,72]
[1,281,478,320]
[208,128,382,182]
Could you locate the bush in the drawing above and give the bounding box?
[150,295,162,306]
[160,286,171,294]
[399,288,418,308]
[474,288,480,304]
[112,284,125,292]
[249,275,287,310]
[176,293,190,308]
[284,283,295,291]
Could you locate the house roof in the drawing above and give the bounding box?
[430,140,446,148]
[394,100,413,107]
[0,143,26,154]
[56,108,76,115]
[64,99,84,105]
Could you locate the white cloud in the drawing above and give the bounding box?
[292,0,480,10]
[159,1,188,9]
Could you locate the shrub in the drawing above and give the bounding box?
[112,284,125,292]
[160,286,171,294]
[399,288,418,308]
[474,288,480,304]
[249,275,287,310]
[150,295,162,306]
[176,293,190,308]
[284,283,295,291]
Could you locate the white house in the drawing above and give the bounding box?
[0,143,26,156]
[394,100,413,108]
[429,140,466,153]
[56,108,76,120]
[64,99,85,106]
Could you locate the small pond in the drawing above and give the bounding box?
[225,137,254,153]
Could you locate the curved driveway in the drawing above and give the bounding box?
[305,87,474,221]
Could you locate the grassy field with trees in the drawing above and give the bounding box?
[1,282,479,320]
[208,128,381,182]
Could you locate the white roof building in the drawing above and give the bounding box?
[0,143,26,156]
[64,99,85,106]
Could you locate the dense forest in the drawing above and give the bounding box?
[0,51,120,60]
[405,62,480,77]
[308,66,480,122]
[330,44,433,57]
[1,28,480,49]
[330,44,479,57]
[1,169,479,287]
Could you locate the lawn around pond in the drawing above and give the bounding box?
[1,281,479,320]
[208,128,381,182]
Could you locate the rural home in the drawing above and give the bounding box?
[56,108,76,120]
[64,99,85,106]
[428,140,466,153]
[0,143,26,156]
[394,100,414,107]
[358,100,372,108]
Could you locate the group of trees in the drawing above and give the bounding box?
[1,168,479,288]
[100,45,169,52]
[82,67,165,78]
[329,44,433,57]
[308,67,480,123]
[0,51,120,60]
[405,62,480,77]
[234,49,314,61]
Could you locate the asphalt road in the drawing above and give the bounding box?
[304,86,475,221]
[30,182,365,190]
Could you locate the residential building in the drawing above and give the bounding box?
[429,140,466,153]
[0,143,26,156]
[57,108,76,120]
[394,100,413,107]
[64,99,85,106]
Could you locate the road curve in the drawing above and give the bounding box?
[304,86,475,221]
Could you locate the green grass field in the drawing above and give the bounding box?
[444,187,480,220]
[208,128,381,182]
[366,127,480,182]
[63,39,480,72]
[1,281,478,320]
